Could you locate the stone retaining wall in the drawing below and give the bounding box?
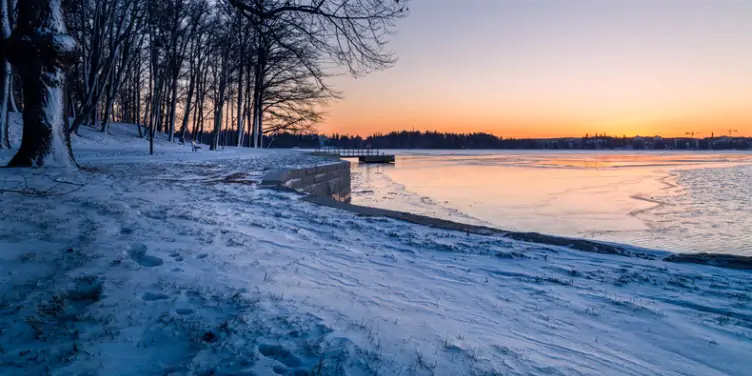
[261,161,351,202]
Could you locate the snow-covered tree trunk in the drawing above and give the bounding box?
[6,0,76,167]
[178,67,195,143]
[0,0,12,149]
[8,74,18,113]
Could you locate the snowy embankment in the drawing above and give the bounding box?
[1,121,751,375]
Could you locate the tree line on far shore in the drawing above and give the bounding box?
[0,0,408,167]
[263,130,752,150]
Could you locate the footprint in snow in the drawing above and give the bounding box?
[258,344,302,368]
[175,308,194,315]
[128,243,164,267]
[141,292,169,301]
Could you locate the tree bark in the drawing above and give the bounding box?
[179,68,195,143]
[251,60,262,148]
[8,73,17,113]
[100,62,116,132]
[0,0,11,148]
[135,54,142,137]
[167,68,178,141]
[211,47,230,151]
[235,37,245,147]
[6,0,76,167]
[190,68,201,140]
[256,84,264,148]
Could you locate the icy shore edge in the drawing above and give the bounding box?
[300,195,752,271]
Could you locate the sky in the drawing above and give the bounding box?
[319,0,752,138]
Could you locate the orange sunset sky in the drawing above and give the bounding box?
[319,0,752,138]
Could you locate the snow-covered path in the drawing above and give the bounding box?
[1,125,750,375]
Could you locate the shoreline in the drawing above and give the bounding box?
[300,194,752,271]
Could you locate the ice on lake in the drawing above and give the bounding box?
[352,150,752,255]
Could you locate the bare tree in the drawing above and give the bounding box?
[208,9,235,151]
[250,20,338,145]
[228,0,407,147]
[65,0,142,135]
[100,1,144,132]
[227,0,408,73]
[178,1,209,143]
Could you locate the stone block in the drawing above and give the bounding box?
[315,164,332,174]
[314,173,330,184]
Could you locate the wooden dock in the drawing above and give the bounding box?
[314,148,395,164]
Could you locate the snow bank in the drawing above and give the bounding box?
[0,121,750,375]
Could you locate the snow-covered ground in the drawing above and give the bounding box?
[1,120,751,375]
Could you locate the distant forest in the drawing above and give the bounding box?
[264,130,752,150]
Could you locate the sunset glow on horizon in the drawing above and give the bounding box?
[319,0,752,138]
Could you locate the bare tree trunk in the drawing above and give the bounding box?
[235,45,244,147]
[196,66,205,143]
[226,91,233,148]
[190,69,201,139]
[179,72,194,143]
[256,84,264,148]
[149,80,159,154]
[163,76,172,135]
[135,54,142,136]
[152,77,163,134]
[211,48,230,151]
[100,62,116,132]
[251,60,262,148]
[6,0,76,167]
[197,93,204,143]
[167,68,178,142]
[244,58,252,147]
[148,48,158,155]
[251,68,265,149]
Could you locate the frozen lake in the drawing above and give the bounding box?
[351,150,752,255]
